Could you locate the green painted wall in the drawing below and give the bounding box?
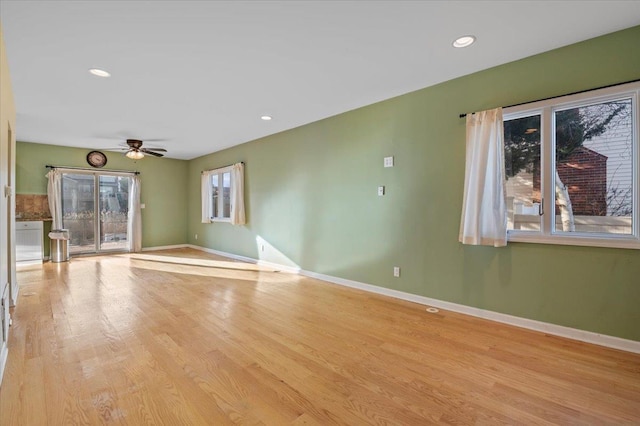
[187,26,640,341]
[16,142,188,251]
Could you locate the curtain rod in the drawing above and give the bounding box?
[458,78,640,118]
[46,165,140,175]
[201,161,244,174]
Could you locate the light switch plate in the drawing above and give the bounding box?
[377,186,385,196]
[384,156,394,168]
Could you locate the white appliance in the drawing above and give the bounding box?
[16,221,44,263]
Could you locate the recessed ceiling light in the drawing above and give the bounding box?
[261,115,272,121]
[89,68,111,77]
[453,35,476,48]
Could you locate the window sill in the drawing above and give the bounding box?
[508,232,640,250]
[210,218,231,223]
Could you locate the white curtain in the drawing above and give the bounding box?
[201,171,213,223]
[230,162,246,225]
[46,169,63,230]
[128,175,142,252]
[459,107,507,247]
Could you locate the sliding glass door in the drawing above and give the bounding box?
[61,172,131,254]
[98,175,130,251]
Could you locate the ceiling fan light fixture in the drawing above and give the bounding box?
[126,150,144,160]
[89,68,111,77]
[453,35,476,48]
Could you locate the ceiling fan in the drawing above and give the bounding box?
[122,139,167,159]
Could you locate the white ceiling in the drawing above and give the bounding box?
[1,1,639,160]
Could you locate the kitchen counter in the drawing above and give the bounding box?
[16,216,52,222]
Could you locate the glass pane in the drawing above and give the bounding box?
[504,115,542,231]
[554,98,633,234]
[211,174,219,218]
[222,172,231,218]
[99,175,130,250]
[61,174,95,253]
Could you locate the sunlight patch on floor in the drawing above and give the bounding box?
[121,252,297,284]
[125,253,279,272]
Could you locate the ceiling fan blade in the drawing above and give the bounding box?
[141,149,164,157]
[98,137,169,158]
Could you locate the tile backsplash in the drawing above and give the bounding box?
[16,194,51,220]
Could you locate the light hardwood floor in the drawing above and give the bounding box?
[1,248,639,425]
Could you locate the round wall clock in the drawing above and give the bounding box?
[87,150,107,168]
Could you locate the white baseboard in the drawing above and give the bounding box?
[142,244,190,252]
[16,259,43,266]
[186,244,640,354]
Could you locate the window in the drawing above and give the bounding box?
[504,81,639,249]
[210,169,231,221]
[201,163,245,225]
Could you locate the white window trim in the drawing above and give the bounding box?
[504,81,640,249]
[212,217,232,223]
[208,165,233,223]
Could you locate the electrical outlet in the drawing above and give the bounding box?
[195,234,198,240]
[378,186,385,196]
[393,266,400,277]
[384,156,394,168]
[261,244,265,252]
